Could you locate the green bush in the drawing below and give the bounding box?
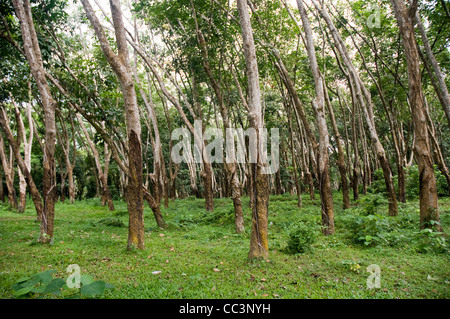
[344,213,398,247]
[435,167,449,197]
[285,222,318,254]
[197,208,235,225]
[412,227,448,254]
[357,194,388,215]
[405,165,420,199]
[368,168,387,194]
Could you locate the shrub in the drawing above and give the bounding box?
[358,194,388,216]
[405,165,419,199]
[412,227,448,254]
[435,167,449,197]
[285,222,318,254]
[197,208,235,225]
[368,168,387,194]
[344,213,397,247]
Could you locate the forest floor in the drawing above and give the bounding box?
[0,192,449,299]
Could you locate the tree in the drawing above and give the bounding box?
[296,0,334,234]
[311,0,398,216]
[390,0,442,231]
[80,0,145,249]
[236,0,269,260]
[11,0,58,243]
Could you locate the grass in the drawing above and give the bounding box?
[0,193,449,299]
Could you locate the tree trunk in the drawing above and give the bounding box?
[312,0,398,216]
[0,163,4,203]
[237,0,269,260]
[414,10,450,127]
[190,3,244,231]
[324,84,350,210]
[390,0,441,230]
[81,0,144,249]
[12,96,28,213]
[297,0,334,234]
[0,107,43,221]
[12,0,57,243]
[0,133,17,209]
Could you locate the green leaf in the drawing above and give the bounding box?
[35,270,56,285]
[80,281,106,296]
[13,286,32,296]
[44,278,66,295]
[15,276,31,284]
[18,276,40,288]
[80,275,95,285]
[31,284,47,293]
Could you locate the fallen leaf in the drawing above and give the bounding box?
[159,234,165,237]
[260,278,266,282]
[213,268,220,272]
[152,271,161,275]
[262,294,269,297]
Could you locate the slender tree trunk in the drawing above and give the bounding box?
[0,107,43,220]
[191,2,244,231]
[81,0,144,249]
[0,163,4,203]
[75,113,115,210]
[424,97,450,196]
[0,133,17,209]
[324,83,350,209]
[128,34,214,212]
[313,0,397,215]
[297,0,334,234]
[12,97,33,213]
[414,10,450,127]
[12,0,57,242]
[391,0,441,230]
[237,0,269,259]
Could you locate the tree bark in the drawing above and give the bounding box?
[12,0,57,242]
[237,0,269,259]
[414,9,450,127]
[313,0,398,216]
[0,130,17,209]
[297,0,334,234]
[75,113,115,210]
[0,107,43,221]
[12,98,32,213]
[190,1,244,232]
[81,0,144,249]
[390,0,441,230]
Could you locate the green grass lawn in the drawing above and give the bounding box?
[0,193,449,299]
